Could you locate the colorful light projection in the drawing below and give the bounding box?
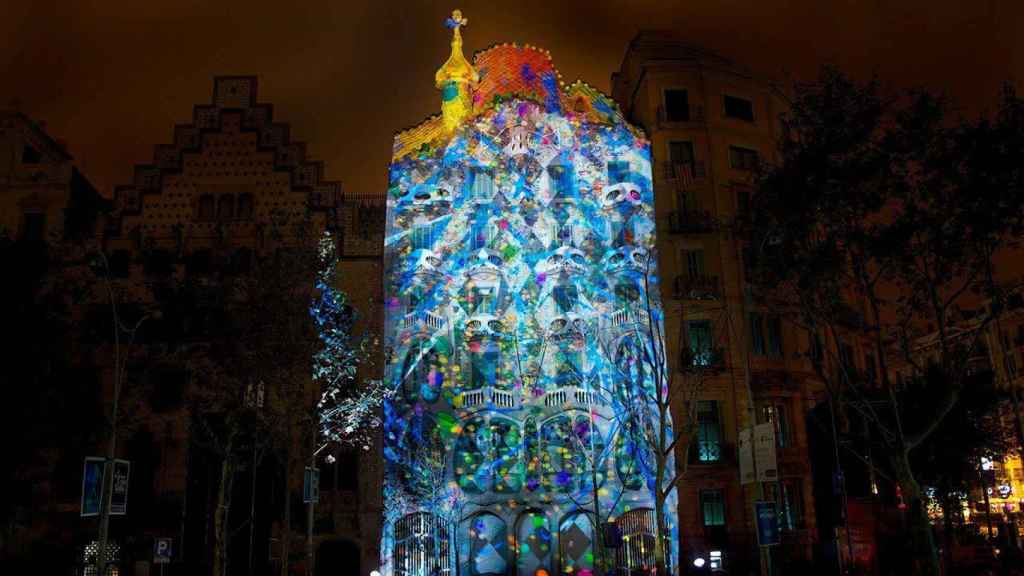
[382,11,677,576]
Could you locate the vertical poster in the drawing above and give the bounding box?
[81,457,105,517]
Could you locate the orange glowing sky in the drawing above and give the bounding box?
[2,0,1020,197]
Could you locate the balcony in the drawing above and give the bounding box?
[679,347,726,372]
[661,161,707,182]
[458,387,518,410]
[668,210,717,234]
[674,275,720,301]
[542,386,607,409]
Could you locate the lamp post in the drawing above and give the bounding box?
[93,251,160,575]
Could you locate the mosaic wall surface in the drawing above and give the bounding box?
[382,42,677,576]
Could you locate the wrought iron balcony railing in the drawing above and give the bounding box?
[668,210,717,234]
[673,274,720,301]
[679,347,726,372]
[661,160,707,181]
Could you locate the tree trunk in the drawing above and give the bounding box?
[214,453,236,576]
[654,491,668,576]
[896,458,940,576]
[942,492,955,576]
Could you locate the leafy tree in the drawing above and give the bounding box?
[749,67,1024,575]
[909,365,1015,574]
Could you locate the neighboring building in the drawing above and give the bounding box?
[92,76,384,575]
[0,111,105,573]
[0,110,104,243]
[611,32,824,572]
[381,13,678,576]
[967,285,1024,540]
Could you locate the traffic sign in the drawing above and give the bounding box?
[81,457,104,517]
[755,500,780,546]
[153,538,173,564]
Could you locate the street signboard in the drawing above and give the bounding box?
[755,500,780,546]
[153,538,173,564]
[81,457,105,517]
[303,467,320,504]
[739,424,778,484]
[110,459,130,515]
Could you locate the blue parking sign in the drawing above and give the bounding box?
[154,538,172,564]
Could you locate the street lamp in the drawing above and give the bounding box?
[92,250,160,575]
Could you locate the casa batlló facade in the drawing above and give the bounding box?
[381,12,678,576]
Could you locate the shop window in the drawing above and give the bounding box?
[559,513,595,575]
[516,511,552,576]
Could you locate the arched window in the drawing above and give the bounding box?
[615,508,658,575]
[558,513,594,575]
[463,512,508,576]
[394,512,451,576]
[490,417,523,494]
[454,417,489,494]
[516,511,552,576]
[541,415,575,493]
[573,414,605,494]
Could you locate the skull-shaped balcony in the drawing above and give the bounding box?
[602,245,649,278]
[537,247,588,282]
[404,248,444,287]
[600,181,644,211]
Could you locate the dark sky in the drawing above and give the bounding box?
[2,0,1020,197]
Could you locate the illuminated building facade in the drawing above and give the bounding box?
[382,12,678,576]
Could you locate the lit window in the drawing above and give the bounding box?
[696,401,722,462]
[687,320,715,367]
[700,489,726,526]
[762,404,789,448]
